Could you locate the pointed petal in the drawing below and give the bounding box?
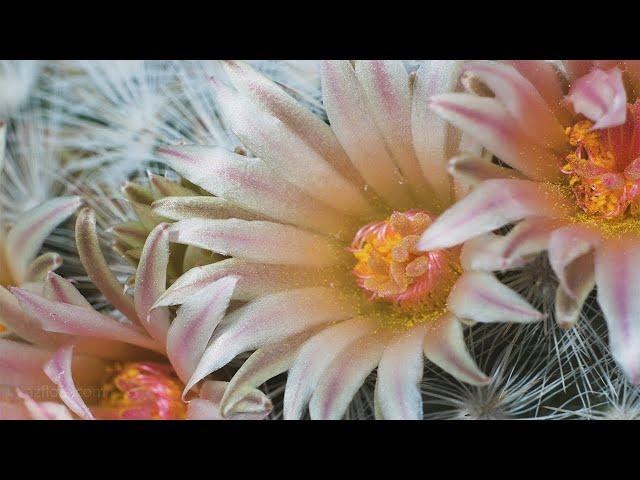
[428,93,561,181]
[169,218,343,267]
[374,325,427,420]
[43,344,94,420]
[11,288,162,353]
[110,221,148,249]
[461,61,567,151]
[0,121,6,173]
[354,60,433,200]
[75,208,138,323]
[284,317,376,420]
[309,333,388,420]
[184,287,355,394]
[16,390,74,420]
[555,279,594,330]
[321,60,412,208]
[156,146,354,235]
[548,225,601,299]
[151,196,260,222]
[148,173,196,198]
[154,258,319,307]
[460,218,562,271]
[595,237,640,383]
[187,380,271,420]
[411,60,463,204]
[43,272,93,308]
[24,253,63,283]
[166,276,238,383]
[448,271,544,323]
[423,312,489,385]
[417,179,570,251]
[221,329,320,417]
[5,196,81,284]
[566,67,627,130]
[134,223,171,346]
[447,153,524,187]
[0,286,61,347]
[222,60,363,187]
[213,80,372,218]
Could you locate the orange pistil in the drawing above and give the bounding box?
[350,210,461,308]
[99,362,187,420]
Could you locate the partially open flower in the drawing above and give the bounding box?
[138,60,545,420]
[419,60,640,384]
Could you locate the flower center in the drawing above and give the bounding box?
[350,209,461,309]
[562,101,640,219]
[99,362,187,420]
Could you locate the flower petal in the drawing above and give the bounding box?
[548,225,601,299]
[75,208,138,323]
[417,179,570,251]
[423,312,489,385]
[24,252,63,283]
[154,258,319,307]
[5,196,81,284]
[187,380,271,420]
[309,332,388,420]
[43,344,94,420]
[428,93,561,181]
[43,272,93,308]
[284,317,376,420]
[447,153,524,187]
[0,338,52,387]
[460,218,563,271]
[594,237,640,383]
[354,60,434,201]
[321,60,412,209]
[169,218,343,267]
[156,146,354,236]
[16,390,74,420]
[374,325,427,420]
[166,276,238,383]
[184,287,355,394]
[213,79,372,218]
[0,286,61,347]
[221,328,320,417]
[448,271,544,323]
[151,196,260,222]
[461,61,567,151]
[555,280,594,330]
[134,223,171,346]
[411,60,463,204]
[566,67,627,130]
[11,288,162,353]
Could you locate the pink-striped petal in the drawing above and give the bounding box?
[222,61,363,187]
[213,79,372,218]
[11,288,162,353]
[447,153,524,187]
[595,237,640,383]
[321,60,412,209]
[154,258,319,307]
[166,276,238,383]
[134,223,171,346]
[169,218,343,267]
[16,389,74,420]
[462,61,567,151]
[309,333,389,420]
[44,272,92,308]
[411,60,464,204]
[417,179,570,251]
[374,325,427,420]
[43,344,94,420]
[5,196,81,284]
[284,317,376,420]
[428,93,561,181]
[221,329,320,417]
[566,67,627,130]
[151,196,260,222]
[156,146,354,236]
[0,338,52,387]
[354,60,433,201]
[184,287,355,394]
[76,208,138,323]
[187,380,271,420]
[448,271,544,323]
[460,218,562,271]
[423,312,489,385]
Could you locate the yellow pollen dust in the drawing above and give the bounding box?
[350,210,461,331]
